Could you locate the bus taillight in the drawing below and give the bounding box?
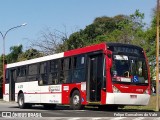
[144,87,149,94]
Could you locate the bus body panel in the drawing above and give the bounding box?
[40,84,62,104]
[3,84,9,102]
[15,81,40,103]
[61,82,87,105]
[113,84,149,94]
[106,92,150,105]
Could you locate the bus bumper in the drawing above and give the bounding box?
[106,93,150,105]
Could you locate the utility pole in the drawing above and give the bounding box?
[156,0,160,112]
[0,23,27,101]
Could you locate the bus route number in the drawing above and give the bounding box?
[18,85,23,89]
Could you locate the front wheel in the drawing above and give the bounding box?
[70,90,84,110]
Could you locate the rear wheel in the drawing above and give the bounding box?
[70,90,84,110]
[18,93,26,109]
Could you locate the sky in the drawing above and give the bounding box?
[0,0,157,55]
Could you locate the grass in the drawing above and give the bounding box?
[122,95,159,111]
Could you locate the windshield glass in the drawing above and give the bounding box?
[111,55,148,85]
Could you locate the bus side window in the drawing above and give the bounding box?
[17,66,27,82]
[59,58,72,84]
[48,60,59,85]
[5,69,9,84]
[28,64,38,81]
[39,62,48,85]
[72,55,85,83]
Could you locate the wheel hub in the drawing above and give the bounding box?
[73,95,79,105]
[19,97,23,106]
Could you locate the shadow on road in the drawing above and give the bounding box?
[9,105,155,112]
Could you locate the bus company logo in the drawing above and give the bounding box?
[2,112,11,117]
[48,85,61,92]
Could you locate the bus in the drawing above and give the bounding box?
[3,43,151,110]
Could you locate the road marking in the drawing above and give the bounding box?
[92,118,102,120]
[111,117,126,120]
[155,118,160,120]
[132,117,145,120]
[69,118,81,120]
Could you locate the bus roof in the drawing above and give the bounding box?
[6,42,107,68]
[6,52,64,68]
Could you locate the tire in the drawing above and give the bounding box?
[70,90,84,110]
[18,93,26,109]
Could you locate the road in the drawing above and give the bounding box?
[0,101,159,120]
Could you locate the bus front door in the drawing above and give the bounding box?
[88,54,103,102]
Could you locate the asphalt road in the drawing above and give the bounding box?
[0,101,159,120]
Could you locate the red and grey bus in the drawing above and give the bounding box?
[3,42,150,110]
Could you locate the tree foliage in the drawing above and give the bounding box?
[7,44,23,63]
[30,28,68,55]
[66,10,146,50]
[18,49,43,61]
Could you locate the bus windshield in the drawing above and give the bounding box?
[111,55,148,85]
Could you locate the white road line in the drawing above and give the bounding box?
[154,118,160,120]
[92,118,102,120]
[111,117,126,120]
[132,117,145,120]
[69,118,81,120]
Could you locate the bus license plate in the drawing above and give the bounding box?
[130,95,137,99]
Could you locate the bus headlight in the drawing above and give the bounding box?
[144,88,149,94]
[113,86,121,93]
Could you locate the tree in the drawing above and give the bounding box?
[143,8,157,80]
[104,10,146,45]
[18,48,43,61]
[30,27,68,55]
[66,15,129,50]
[7,44,23,64]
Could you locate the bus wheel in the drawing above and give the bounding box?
[70,90,84,110]
[18,93,26,109]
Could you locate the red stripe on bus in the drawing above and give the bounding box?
[64,43,106,57]
[15,92,61,94]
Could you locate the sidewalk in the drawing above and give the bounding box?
[0,99,16,103]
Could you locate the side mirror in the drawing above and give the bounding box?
[108,56,112,68]
[104,50,113,69]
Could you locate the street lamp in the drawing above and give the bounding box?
[0,23,27,99]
